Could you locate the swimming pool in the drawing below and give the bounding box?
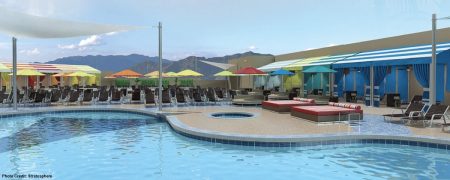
[0,111,449,179]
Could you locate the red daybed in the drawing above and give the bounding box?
[262,98,315,112]
[290,102,363,122]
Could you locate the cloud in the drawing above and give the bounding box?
[78,35,101,47]
[58,35,103,51]
[248,45,257,51]
[20,48,40,55]
[58,32,119,51]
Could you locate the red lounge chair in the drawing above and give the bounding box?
[291,102,363,122]
[262,98,316,113]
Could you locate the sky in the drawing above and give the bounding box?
[0,0,449,63]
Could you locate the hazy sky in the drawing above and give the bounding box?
[0,0,449,62]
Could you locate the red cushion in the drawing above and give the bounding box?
[291,105,363,116]
[262,100,315,108]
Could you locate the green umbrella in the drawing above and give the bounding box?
[214,70,236,89]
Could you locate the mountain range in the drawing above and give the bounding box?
[46,52,274,80]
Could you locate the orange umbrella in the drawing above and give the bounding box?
[111,69,143,78]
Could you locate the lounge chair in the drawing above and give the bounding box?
[161,90,172,105]
[207,88,218,104]
[131,88,142,103]
[262,98,316,113]
[110,89,122,104]
[291,102,363,122]
[96,89,110,104]
[81,89,93,104]
[383,102,425,122]
[144,88,156,106]
[175,89,187,105]
[64,90,81,105]
[49,89,61,104]
[403,104,449,127]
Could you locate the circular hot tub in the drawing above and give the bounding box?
[210,112,254,119]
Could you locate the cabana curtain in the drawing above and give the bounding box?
[333,68,344,97]
[413,64,429,101]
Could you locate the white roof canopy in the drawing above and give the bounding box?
[200,60,235,70]
[0,7,139,38]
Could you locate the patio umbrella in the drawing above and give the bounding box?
[177,69,203,87]
[112,69,143,78]
[234,67,266,75]
[9,69,44,95]
[177,69,203,77]
[234,67,267,89]
[303,66,336,94]
[52,72,69,86]
[0,63,9,88]
[110,69,143,87]
[214,70,236,89]
[270,69,294,92]
[66,71,95,86]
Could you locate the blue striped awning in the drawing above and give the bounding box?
[333,42,450,68]
[258,59,300,72]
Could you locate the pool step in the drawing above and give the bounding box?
[347,120,365,127]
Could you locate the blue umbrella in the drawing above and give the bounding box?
[270,69,294,76]
[269,69,293,92]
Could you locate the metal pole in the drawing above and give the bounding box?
[158,22,163,111]
[12,37,17,110]
[430,13,437,104]
[370,66,374,106]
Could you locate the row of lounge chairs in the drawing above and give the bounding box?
[0,86,231,107]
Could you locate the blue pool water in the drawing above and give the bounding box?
[0,111,449,180]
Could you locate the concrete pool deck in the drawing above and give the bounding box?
[1,103,450,143]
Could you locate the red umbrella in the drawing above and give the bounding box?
[235,67,266,75]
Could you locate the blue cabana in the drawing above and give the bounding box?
[332,42,450,106]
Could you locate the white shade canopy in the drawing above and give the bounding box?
[200,60,235,70]
[0,7,140,38]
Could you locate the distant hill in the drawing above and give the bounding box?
[47,52,274,79]
[47,54,172,73]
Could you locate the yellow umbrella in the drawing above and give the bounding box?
[177,69,203,77]
[9,69,44,76]
[165,72,179,77]
[66,71,95,77]
[214,70,236,77]
[145,71,166,77]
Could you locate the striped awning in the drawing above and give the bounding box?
[284,56,325,70]
[333,42,450,68]
[1,62,101,74]
[305,53,357,67]
[258,59,299,72]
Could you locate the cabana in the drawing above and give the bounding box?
[0,62,101,89]
[332,42,450,107]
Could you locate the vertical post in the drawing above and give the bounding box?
[158,22,163,111]
[430,13,437,104]
[370,66,374,106]
[12,37,17,110]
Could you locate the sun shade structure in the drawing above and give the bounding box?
[214,70,236,76]
[9,69,44,76]
[111,69,143,78]
[144,71,176,78]
[0,7,139,38]
[200,60,235,70]
[270,69,294,75]
[66,71,95,77]
[0,63,10,72]
[302,66,337,73]
[177,69,203,77]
